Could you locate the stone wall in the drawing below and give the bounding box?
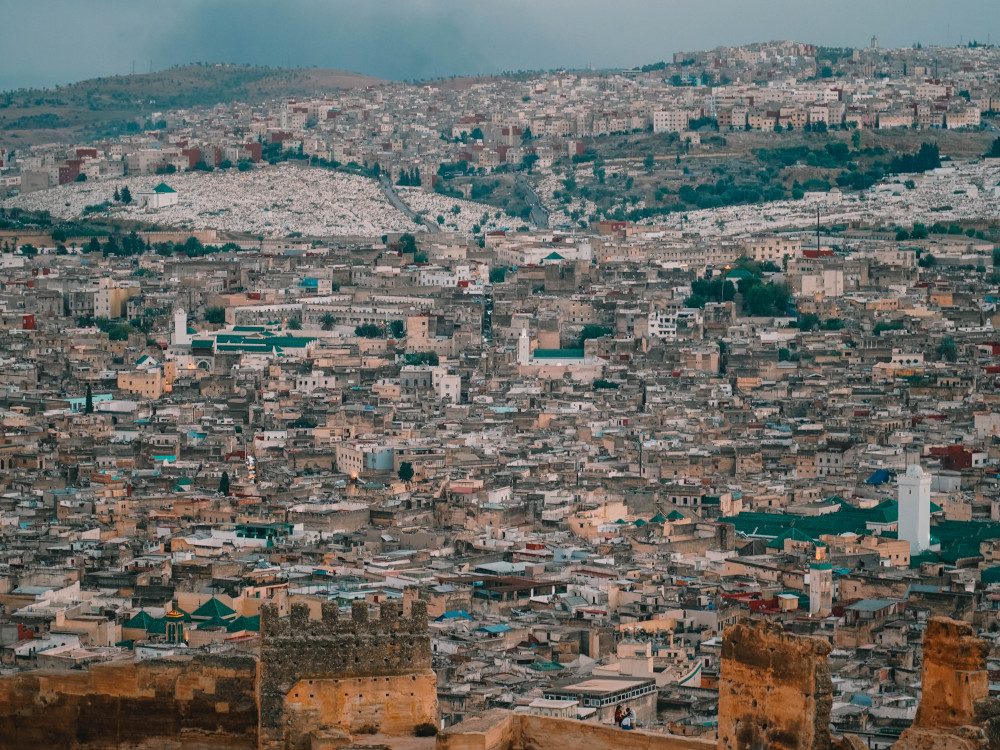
[0,654,257,750]
[893,617,1000,750]
[258,598,437,750]
[718,619,832,750]
[435,710,714,750]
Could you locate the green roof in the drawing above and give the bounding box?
[226,614,261,633]
[124,611,157,630]
[192,597,236,620]
[153,182,176,193]
[533,348,585,359]
[650,514,667,523]
[766,526,817,549]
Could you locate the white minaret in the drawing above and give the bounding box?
[172,308,190,347]
[898,464,931,554]
[517,326,530,366]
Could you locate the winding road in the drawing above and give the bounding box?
[515,173,549,229]
[379,175,439,233]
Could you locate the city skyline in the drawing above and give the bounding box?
[2,0,999,91]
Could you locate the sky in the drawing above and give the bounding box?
[2,0,999,91]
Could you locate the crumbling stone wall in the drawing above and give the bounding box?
[718,619,832,750]
[894,617,1000,750]
[258,599,437,750]
[0,654,257,750]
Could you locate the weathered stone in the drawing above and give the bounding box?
[718,619,832,750]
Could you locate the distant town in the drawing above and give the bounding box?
[0,38,999,750]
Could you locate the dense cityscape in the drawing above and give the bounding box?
[1,34,1000,750]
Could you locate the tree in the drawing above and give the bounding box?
[389,319,406,338]
[522,153,539,173]
[489,267,507,283]
[355,323,382,338]
[113,187,121,202]
[88,237,101,253]
[218,471,231,496]
[643,154,655,173]
[51,227,67,243]
[320,312,336,330]
[204,307,226,325]
[822,318,844,330]
[936,335,958,362]
[287,317,302,330]
[397,233,417,255]
[578,324,611,347]
[84,384,94,414]
[796,313,820,330]
[684,293,707,309]
[397,462,414,482]
[918,253,937,268]
[120,186,132,204]
[851,130,861,149]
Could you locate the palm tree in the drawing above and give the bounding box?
[320,312,336,330]
[287,318,302,330]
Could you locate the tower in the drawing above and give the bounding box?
[871,35,878,50]
[517,326,530,366]
[809,545,833,616]
[164,608,186,644]
[172,308,190,347]
[898,464,931,554]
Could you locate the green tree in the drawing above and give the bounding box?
[643,154,655,173]
[578,324,612,347]
[120,186,132,204]
[918,253,937,268]
[796,313,820,330]
[355,323,383,338]
[218,471,231,496]
[84,384,94,414]
[205,307,226,325]
[489,267,507,283]
[851,130,861,149]
[397,233,418,255]
[287,317,302,330]
[320,312,336,330]
[397,462,414,482]
[684,293,707,309]
[389,319,406,338]
[522,153,539,173]
[51,227,67,243]
[88,237,101,253]
[822,318,844,330]
[936,336,958,362]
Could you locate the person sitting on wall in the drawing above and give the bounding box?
[614,704,624,727]
[621,708,634,730]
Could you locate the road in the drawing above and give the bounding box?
[515,173,549,229]
[379,175,439,233]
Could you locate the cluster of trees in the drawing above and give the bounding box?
[112,186,133,204]
[75,315,135,341]
[397,167,422,186]
[578,324,612,348]
[403,352,439,366]
[795,313,844,330]
[355,320,407,339]
[437,160,469,178]
[685,277,736,308]
[984,138,1000,158]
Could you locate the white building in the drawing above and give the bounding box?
[897,464,931,554]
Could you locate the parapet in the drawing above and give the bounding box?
[260,598,428,639]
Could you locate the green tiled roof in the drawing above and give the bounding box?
[192,597,236,619]
[533,348,585,359]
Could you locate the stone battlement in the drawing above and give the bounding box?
[260,599,429,639]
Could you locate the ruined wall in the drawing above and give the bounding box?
[435,710,714,750]
[258,599,437,750]
[894,617,1000,750]
[718,619,832,750]
[0,654,257,750]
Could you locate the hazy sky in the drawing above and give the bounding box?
[2,0,999,90]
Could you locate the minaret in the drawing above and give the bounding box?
[809,545,833,616]
[172,308,190,346]
[898,464,931,554]
[517,326,530,366]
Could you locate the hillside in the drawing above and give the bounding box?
[0,64,384,148]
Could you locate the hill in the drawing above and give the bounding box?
[0,64,384,148]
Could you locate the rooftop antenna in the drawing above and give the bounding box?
[132,59,135,75]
